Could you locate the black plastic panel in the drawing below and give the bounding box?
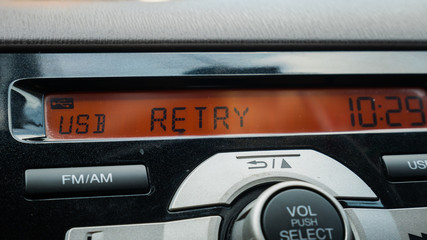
[1,52,427,240]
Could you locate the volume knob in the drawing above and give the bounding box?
[231,181,351,240]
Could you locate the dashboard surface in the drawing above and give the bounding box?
[1,0,427,51]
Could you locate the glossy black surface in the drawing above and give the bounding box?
[1,131,427,239]
[1,53,427,240]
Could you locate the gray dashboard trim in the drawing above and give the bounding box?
[1,0,427,48]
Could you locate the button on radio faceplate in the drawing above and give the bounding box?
[26,165,149,199]
[382,154,427,181]
[170,150,377,211]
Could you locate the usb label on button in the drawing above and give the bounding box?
[382,154,427,181]
[407,160,427,170]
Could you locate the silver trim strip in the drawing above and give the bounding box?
[65,216,222,240]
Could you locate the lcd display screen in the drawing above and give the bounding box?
[44,88,427,140]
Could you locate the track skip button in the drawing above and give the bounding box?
[170,150,376,211]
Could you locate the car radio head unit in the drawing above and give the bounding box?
[3,52,427,240]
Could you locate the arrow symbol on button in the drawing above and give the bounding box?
[281,159,292,168]
[247,160,268,169]
[409,233,427,240]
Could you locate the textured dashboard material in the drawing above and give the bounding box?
[1,0,427,50]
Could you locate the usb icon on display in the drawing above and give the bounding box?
[51,98,74,109]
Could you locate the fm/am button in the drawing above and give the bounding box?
[382,154,427,181]
[25,165,149,199]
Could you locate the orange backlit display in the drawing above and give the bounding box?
[45,88,427,140]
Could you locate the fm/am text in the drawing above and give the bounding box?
[62,173,113,185]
